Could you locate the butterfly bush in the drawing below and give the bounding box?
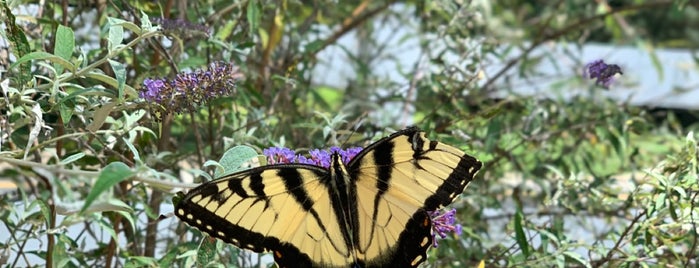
[263,146,363,168]
[263,145,464,246]
[584,59,623,88]
[139,62,242,116]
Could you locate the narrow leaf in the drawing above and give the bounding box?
[514,210,530,258]
[81,162,134,213]
[107,23,124,52]
[86,102,116,132]
[2,2,32,84]
[11,51,75,73]
[84,72,138,97]
[30,198,52,229]
[247,0,261,36]
[53,233,71,268]
[562,251,591,268]
[54,25,75,74]
[24,104,43,159]
[58,102,74,125]
[653,192,666,213]
[108,59,126,100]
[59,153,85,165]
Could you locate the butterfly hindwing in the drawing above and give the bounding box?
[175,127,482,268]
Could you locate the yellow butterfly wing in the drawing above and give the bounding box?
[175,165,355,266]
[174,127,482,267]
[346,127,481,266]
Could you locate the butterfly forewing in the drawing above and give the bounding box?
[175,165,354,266]
[347,127,481,266]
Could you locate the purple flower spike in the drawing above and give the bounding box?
[140,78,166,102]
[261,146,364,168]
[430,208,462,248]
[139,62,242,118]
[263,147,296,164]
[308,149,332,168]
[584,60,623,88]
[342,147,363,164]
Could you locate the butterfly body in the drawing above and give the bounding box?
[175,127,482,267]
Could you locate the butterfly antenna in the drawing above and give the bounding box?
[340,115,366,148]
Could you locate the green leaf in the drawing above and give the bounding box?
[58,102,74,126]
[555,253,565,268]
[305,39,324,54]
[59,152,85,165]
[109,59,126,100]
[86,102,116,132]
[216,20,237,40]
[53,233,71,268]
[247,0,261,37]
[54,25,75,74]
[653,192,666,214]
[215,145,260,178]
[10,51,75,73]
[186,169,213,182]
[139,11,152,30]
[107,17,141,34]
[2,2,32,85]
[29,198,52,228]
[107,21,124,52]
[669,199,678,220]
[123,137,141,162]
[562,251,591,268]
[197,237,217,266]
[203,160,223,173]
[672,186,687,199]
[95,215,120,242]
[84,72,138,97]
[538,228,560,250]
[159,242,199,267]
[125,256,158,268]
[514,209,530,258]
[81,162,134,213]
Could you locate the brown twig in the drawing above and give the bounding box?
[309,1,396,57]
[595,210,647,267]
[684,191,699,266]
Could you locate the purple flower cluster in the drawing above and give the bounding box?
[139,62,242,116]
[263,146,363,168]
[152,17,210,37]
[430,208,463,247]
[584,59,623,88]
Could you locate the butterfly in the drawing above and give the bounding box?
[174,127,482,267]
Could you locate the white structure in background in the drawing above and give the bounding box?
[313,25,699,111]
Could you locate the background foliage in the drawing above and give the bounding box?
[1,0,698,267]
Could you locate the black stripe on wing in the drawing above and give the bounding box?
[175,165,333,255]
[422,140,482,210]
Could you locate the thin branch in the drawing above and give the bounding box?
[480,0,675,92]
[308,1,397,57]
[684,191,699,266]
[595,210,647,267]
